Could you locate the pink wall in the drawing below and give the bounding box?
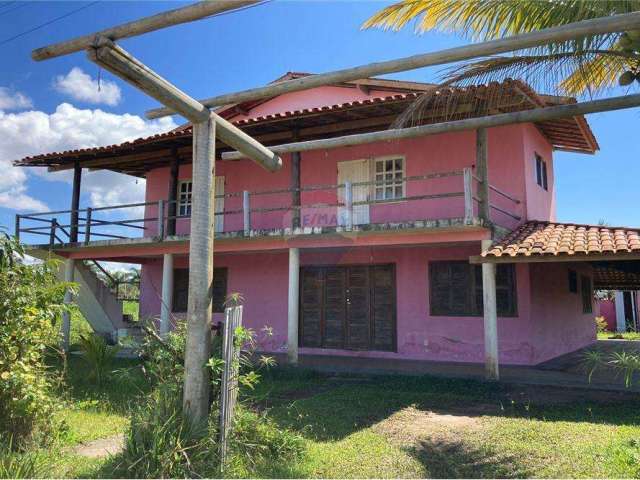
[598,299,617,331]
[522,123,556,222]
[139,242,593,366]
[527,262,595,363]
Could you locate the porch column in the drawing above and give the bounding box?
[61,258,75,352]
[69,160,82,243]
[287,247,300,364]
[160,253,174,335]
[481,240,499,380]
[615,291,626,332]
[476,128,490,222]
[167,149,180,236]
[291,151,301,229]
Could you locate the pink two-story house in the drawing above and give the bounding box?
[15,73,640,376]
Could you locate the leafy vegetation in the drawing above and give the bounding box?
[0,234,73,448]
[77,334,121,385]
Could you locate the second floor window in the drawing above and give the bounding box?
[374,157,405,201]
[178,180,192,216]
[535,154,548,191]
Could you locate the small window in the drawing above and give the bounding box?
[373,157,405,201]
[581,275,593,313]
[535,154,548,191]
[177,180,193,217]
[429,261,517,317]
[568,270,578,293]
[172,267,228,313]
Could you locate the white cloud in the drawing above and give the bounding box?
[0,87,33,111]
[0,102,177,212]
[53,67,122,106]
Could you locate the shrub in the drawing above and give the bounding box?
[77,333,121,385]
[113,321,303,478]
[595,316,609,334]
[581,348,640,387]
[0,234,73,447]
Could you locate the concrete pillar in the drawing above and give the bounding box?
[160,253,174,335]
[481,239,499,380]
[61,258,75,351]
[287,247,300,365]
[615,291,626,332]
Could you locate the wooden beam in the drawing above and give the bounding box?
[147,11,640,118]
[221,93,640,160]
[69,160,82,242]
[476,128,490,222]
[32,0,260,61]
[88,41,282,172]
[166,150,180,236]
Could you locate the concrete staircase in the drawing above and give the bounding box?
[29,250,140,342]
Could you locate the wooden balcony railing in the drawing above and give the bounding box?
[15,167,521,248]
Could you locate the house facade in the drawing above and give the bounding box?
[15,73,640,374]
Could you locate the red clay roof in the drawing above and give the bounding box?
[483,221,640,259]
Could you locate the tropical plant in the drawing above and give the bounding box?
[581,348,640,387]
[0,438,48,479]
[0,233,73,447]
[364,1,640,122]
[78,334,121,385]
[595,315,610,334]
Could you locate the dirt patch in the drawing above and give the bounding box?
[70,434,124,458]
[373,404,490,445]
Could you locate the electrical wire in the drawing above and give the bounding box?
[0,1,98,48]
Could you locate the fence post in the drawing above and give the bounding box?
[157,199,165,239]
[14,215,20,241]
[243,190,250,236]
[84,207,92,245]
[49,218,58,248]
[344,181,353,231]
[463,168,473,224]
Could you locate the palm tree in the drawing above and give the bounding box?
[363,0,640,119]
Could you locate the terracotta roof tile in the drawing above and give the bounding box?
[482,221,640,259]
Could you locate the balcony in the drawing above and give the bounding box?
[15,168,521,249]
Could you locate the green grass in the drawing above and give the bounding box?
[122,301,139,321]
[7,359,640,478]
[598,331,640,340]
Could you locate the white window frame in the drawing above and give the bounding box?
[371,155,406,202]
[177,179,192,217]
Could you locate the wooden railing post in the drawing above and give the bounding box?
[463,168,473,224]
[14,215,20,241]
[344,181,353,231]
[157,199,165,239]
[84,207,92,245]
[49,218,58,248]
[243,190,251,236]
[476,128,490,222]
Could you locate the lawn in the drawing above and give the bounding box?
[12,358,640,478]
[598,331,640,341]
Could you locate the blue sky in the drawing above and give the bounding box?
[0,0,639,235]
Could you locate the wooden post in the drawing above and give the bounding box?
[481,239,499,381]
[69,160,82,243]
[291,151,301,229]
[167,151,180,236]
[160,253,174,336]
[476,128,490,222]
[344,181,353,231]
[463,167,473,224]
[61,258,75,352]
[49,218,57,248]
[84,207,92,245]
[287,247,300,365]
[14,215,20,241]
[243,190,251,236]
[183,113,216,424]
[157,199,165,239]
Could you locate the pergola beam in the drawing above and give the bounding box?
[32,0,260,61]
[221,93,640,160]
[146,11,640,118]
[88,40,282,172]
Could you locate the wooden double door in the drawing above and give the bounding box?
[300,264,396,352]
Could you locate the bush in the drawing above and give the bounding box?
[0,437,49,478]
[0,234,73,447]
[77,333,121,385]
[595,316,609,334]
[113,321,303,478]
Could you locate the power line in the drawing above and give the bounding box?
[0,1,98,48]
[0,2,30,19]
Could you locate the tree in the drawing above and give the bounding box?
[364,1,640,112]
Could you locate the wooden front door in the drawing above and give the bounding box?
[299,264,396,351]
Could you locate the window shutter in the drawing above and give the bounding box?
[300,268,323,348]
[172,268,189,313]
[323,267,346,348]
[212,267,228,313]
[371,264,396,351]
[346,266,371,350]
